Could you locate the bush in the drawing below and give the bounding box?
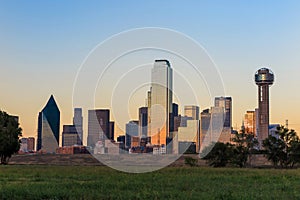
[202,142,233,167]
[184,156,198,167]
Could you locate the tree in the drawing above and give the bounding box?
[202,142,233,167]
[0,111,22,164]
[231,131,258,168]
[263,126,300,168]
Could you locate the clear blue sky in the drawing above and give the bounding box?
[1,1,300,139]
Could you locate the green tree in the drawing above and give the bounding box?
[202,142,233,167]
[0,111,22,164]
[263,126,300,168]
[231,131,258,168]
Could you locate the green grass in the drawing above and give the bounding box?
[0,165,299,199]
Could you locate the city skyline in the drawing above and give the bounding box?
[1,1,300,139]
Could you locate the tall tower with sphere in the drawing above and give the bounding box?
[255,68,274,147]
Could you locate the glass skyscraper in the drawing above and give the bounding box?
[87,109,110,148]
[149,60,173,146]
[214,97,232,128]
[37,95,60,153]
[73,108,83,145]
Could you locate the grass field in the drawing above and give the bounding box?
[0,165,299,199]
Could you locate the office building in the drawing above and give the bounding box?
[138,107,148,137]
[62,125,81,146]
[169,103,179,133]
[37,95,60,153]
[178,120,199,143]
[73,108,83,145]
[149,60,173,146]
[244,111,256,135]
[214,97,232,128]
[125,120,139,148]
[200,107,225,151]
[87,109,110,148]
[184,105,199,120]
[109,121,115,141]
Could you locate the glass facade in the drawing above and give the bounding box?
[214,97,232,128]
[37,95,60,152]
[149,60,173,146]
[87,109,110,147]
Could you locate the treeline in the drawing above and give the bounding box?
[201,126,300,168]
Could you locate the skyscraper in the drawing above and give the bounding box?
[255,68,274,147]
[87,109,110,147]
[109,121,115,141]
[244,111,256,135]
[214,97,232,128]
[170,103,179,133]
[184,105,199,120]
[37,95,60,153]
[62,125,81,146]
[126,120,139,148]
[149,60,173,146]
[138,107,148,137]
[73,108,83,145]
[200,107,225,151]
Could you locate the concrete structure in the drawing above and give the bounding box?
[255,68,274,147]
[184,105,199,120]
[149,60,173,146]
[37,95,60,153]
[87,109,110,148]
[215,97,232,128]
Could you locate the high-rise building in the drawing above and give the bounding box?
[149,60,173,146]
[255,68,274,147]
[87,109,110,147]
[172,103,179,117]
[244,111,256,135]
[62,125,81,146]
[178,120,199,142]
[214,97,232,128]
[62,108,83,146]
[184,105,199,120]
[73,108,83,145]
[200,107,225,151]
[109,121,115,141]
[37,95,60,153]
[138,107,148,137]
[125,120,139,148]
[169,103,178,133]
